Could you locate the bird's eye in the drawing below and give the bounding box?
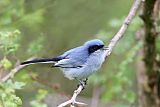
[88,45,103,54]
[93,45,98,50]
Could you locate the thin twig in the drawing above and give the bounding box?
[104,0,142,57]
[58,84,87,107]
[58,0,142,107]
[1,57,36,82]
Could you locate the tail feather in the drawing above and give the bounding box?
[21,57,61,65]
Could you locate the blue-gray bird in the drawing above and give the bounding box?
[21,39,108,84]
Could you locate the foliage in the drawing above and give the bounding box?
[0,30,45,107]
[30,89,48,107]
[0,0,44,28]
[0,0,24,27]
[0,0,45,105]
[90,17,143,105]
[0,80,25,107]
[0,29,24,107]
[0,4,45,105]
[0,57,12,70]
[27,36,45,56]
[102,41,142,103]
[0,30,20,55]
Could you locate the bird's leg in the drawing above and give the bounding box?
[83,78,88,85]
[76,78,88,90]
[77,80,84,88]
[81,78,88,90]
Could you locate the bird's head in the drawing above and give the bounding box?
[84,39,108,55]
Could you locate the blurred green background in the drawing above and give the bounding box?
[0,0,145,107]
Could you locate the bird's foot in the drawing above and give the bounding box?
[77,78,88,90]
[77,82,84,90]
[83,78,88,85]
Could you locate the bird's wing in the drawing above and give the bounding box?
[53,46,88,68]
[54,58,83,68]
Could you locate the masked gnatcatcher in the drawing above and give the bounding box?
[21,39,108,85]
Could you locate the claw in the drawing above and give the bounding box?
[83,78,88,85]
[76,78,88,90]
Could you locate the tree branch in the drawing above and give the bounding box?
[104,0,141,57]
[1,57,36,82]
[58,84,87,107]
[58,0,142,107]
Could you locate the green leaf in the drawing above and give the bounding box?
[122,91,136,103]
[30,89,48,107]
[0,57,12,70]
[14,82,26,90]
[0,30,20,55]
[27,36,45,56]
[0,80,25,107]
[36,89,48,101]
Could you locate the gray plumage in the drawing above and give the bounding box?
[21,39,108,80]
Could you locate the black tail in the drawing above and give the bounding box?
[21,57,61,65]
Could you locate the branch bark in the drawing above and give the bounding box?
[58,0,142,106]
[1,57,36,82]
[57,84,87,107]
[104,0,141,57]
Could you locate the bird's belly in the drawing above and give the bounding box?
[62,66,99,80]
[61,55,105,80]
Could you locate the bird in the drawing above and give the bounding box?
[21,39,108,86]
